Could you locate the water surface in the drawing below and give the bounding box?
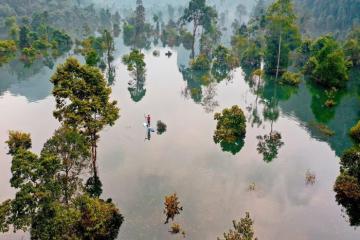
[0,47,359,240]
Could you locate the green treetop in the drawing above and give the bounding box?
[51,57,119,179]
[305,35,350,89]
[264,0,301,76]
[0,40,17,66]
[180,0,218,57]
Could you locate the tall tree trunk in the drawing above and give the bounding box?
[91,134,98,178]
[191,22,198,59]
[64,165,69,205]
[275,34,282,80]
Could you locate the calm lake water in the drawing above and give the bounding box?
[1,44,360,240]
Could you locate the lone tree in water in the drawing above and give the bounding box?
[122,49,147,102]
[213,105,247,155]
[102,29,116,83]
[218,212,258,240]
[180,0,217,57]
[51,57,119,181]
[163,193,183,224]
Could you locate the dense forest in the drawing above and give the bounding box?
[0,0,360,239]
[295,0,360,37]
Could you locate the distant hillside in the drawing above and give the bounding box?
[295,0,360,38]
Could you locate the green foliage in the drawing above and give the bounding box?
[51,57,119,136]
[157,120,167,135]
[264,0,301,75]
[280,71,301,86]
[2,128,123,238]
[340,147,360,180]
[256,131,284,162]
[344,27,360,67]
[179,28,194,50]
[305,35,350,88]
[122,49,146,76]
[218,212,258,240]
[0,200,11,232]
[161,20,181,47]
[349,121,360,143]
[190,54,211,71]
[42,126,91,204]
[86,50,101,66]
[0,39,16,66]
[214,105,246,155]
[231,34,262,71]
[122,49,147,102]
[6,130,32,154]
[180,0,218,56]
[123,23,136,46]
[334,173,360,226]
[51,57,119,176]
[212,45,239,81]
[85,176,103,198]
[295,0,360,37]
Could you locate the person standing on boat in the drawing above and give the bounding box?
[146,114,151,127]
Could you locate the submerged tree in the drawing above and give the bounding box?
[256,131,284,163]
[218,212,258,240]
[180,0,217,57]
[51,57,119,180]
[344,27,360,67]
[334,146,360,226]
[305,35,350,89]
[214,105,247,155]
[0,40,17,66]
[164,193,183,224]
[264,0,301,77]
[211,45,239,82]
[122,49,147,102]
[102,29,116,84]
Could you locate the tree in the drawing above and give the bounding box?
[218,212,258,240]
[264,0,300,77]
[102,30,115,83]
[180,0,218,57]
[305,35,350,89]
[344,27,360,66]
[51,57,119,179]
[0,40,16,66]
[1,130,123,239]
[122,49,146,78]
[19,26,30,49]
[2,131,62,232]
[214,105,247,155]
[350,121,360,143]
[334,146,360,226]
[163,193,183,224]
[122,49,147,102]
[256,131,284,163]
[135,0,145,38]
[211,45,239,82]
[5,16,19,40]
[41,126,90,204]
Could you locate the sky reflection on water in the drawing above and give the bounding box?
[0,48,359,240]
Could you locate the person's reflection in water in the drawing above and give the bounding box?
[145,128,152,141]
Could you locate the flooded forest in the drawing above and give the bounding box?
[0,0,360,239]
